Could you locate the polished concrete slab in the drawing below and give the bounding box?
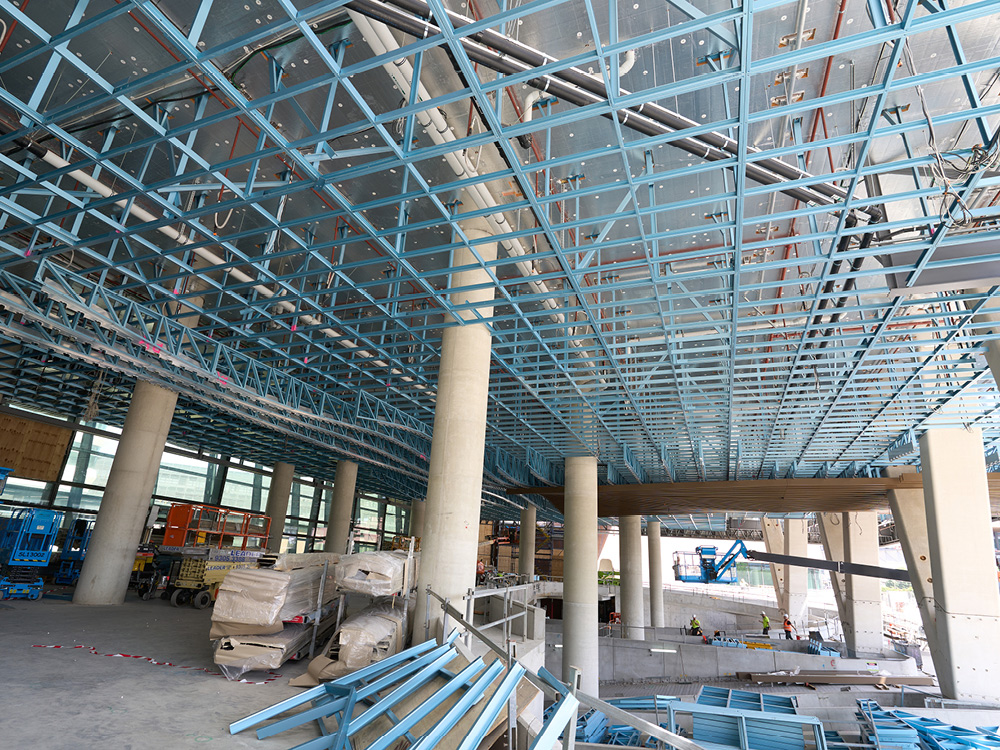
[0,590,319,749]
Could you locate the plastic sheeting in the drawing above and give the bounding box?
[262,552,340,572]
[289,596,410,687]
[334,550,416,596]
[214,619,339,680]
[212,565,337,629]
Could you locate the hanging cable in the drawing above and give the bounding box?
[902,41,974,227]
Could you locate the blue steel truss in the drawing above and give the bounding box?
[2,0,1000,525]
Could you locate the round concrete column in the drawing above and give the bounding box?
[325,459,358,553]
[519,504,536,580]
[619,515,645,640]
[74,380,178,605]
[409,498,426,541]
[563,455,599,695]
[265,461,295,552]
[647,520,665,629]
[414,229,498,635]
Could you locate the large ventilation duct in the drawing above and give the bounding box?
[346,0,883,220]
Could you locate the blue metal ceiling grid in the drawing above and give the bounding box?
[1,0,1000,524]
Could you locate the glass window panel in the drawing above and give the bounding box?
[220,468,270,511]
[288,481,316,520]
[153,452,213,503]
[52,484,104,511]
[61,432,118,487]
[4,477,48,506]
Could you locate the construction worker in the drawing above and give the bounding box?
[689,615,703,636]
[761,611,770,636]
[782,614,796,640]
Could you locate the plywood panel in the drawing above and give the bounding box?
[0,414,73,482]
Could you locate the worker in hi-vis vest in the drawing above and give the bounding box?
[689,615,702,636]
[761,612,770,635]
[783,614,796,640]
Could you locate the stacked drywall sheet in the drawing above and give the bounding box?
[211,554,339,678]
[335,550,417,596]
[289,596,411,687]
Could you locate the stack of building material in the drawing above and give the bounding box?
[695,686,796,713]
[230,632,558,750]
[210,555,339,679]
[855,700,920,750]
[867,707,1000,750]
[289,596,410,687]
[334,550,416,596]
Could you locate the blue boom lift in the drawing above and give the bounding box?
[673,541,750,584]
[673,539,911,585]
[0,467,64,600]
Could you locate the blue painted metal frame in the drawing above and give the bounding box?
[0,0,999,528]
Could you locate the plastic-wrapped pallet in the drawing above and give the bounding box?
[289,596,410,687]
[210,565,337,637]
[334,550,417,596]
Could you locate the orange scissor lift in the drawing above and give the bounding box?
[154,504,270,607]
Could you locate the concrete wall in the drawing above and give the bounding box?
[638,586,837,635]
[544,633,917,683]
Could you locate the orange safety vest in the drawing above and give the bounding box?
[783,618,792,631]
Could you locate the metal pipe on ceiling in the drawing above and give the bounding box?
[346,0,883,220]
[346,9,598,361]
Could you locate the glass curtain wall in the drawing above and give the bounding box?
[0,415,409,553]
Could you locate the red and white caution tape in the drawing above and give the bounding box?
[31,645,282,685]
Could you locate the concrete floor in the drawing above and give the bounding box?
[4,587,986,750]
[0,589,321,749]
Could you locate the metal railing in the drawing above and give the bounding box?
[422,586,705,750]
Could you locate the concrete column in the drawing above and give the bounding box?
[519,504,536,580]
[817,512,849,627]
[647,520,665,629]
[409,498,426,541]
[74,381,178,605]
[920,427,1000,702]
[414,229,498,635]
[886,467,938,659]
[563,455,599,695]
[324,459,358,554]
[842,511,883,657]
[619,515,645,640]
[784,519,809,628]
[761,518,788,613]
[265,461,295,552]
